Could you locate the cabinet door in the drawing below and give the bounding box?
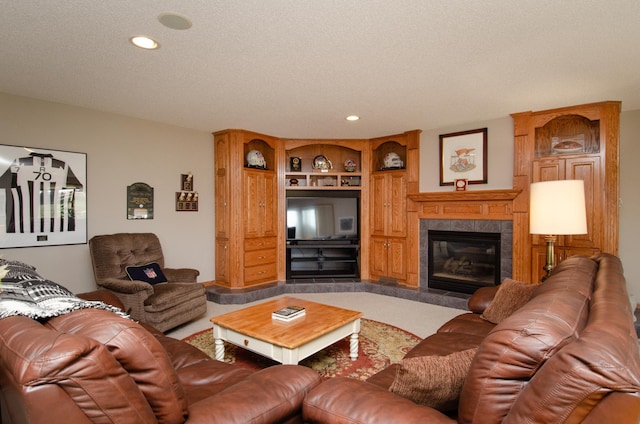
[386,237,406,280]
[564,157,600,249]
[387,173,407,237]
[370,237,388,276]
[215,238,230,283]
[215,135,230,239]
[244,170,262,238]
[262,172,277,237]
[370,174,387,235]
[532,159,565,183]
[532,245,600,283]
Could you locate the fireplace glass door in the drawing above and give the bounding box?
[428,230,501,294]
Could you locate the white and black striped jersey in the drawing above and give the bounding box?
[0,152,83,234]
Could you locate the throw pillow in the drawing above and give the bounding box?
[389,348,477,411]
[126,262,168,285]
[481,278,535,324]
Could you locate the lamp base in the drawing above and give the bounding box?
[541,235,557,282]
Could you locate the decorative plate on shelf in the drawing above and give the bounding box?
[313,155,333,172]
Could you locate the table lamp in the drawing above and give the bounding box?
[529,180,587,281]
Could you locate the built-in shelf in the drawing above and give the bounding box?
[285,172,362,190]
[286,241,360,279]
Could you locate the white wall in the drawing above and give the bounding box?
[419,116,514,191]
[619,109,640,299]
[0,93,214,293]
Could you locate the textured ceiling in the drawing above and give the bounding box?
[1,1,639,138]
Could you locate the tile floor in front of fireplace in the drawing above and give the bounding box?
[166,292,465,341]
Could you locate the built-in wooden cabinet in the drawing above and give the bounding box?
[511,101,620,283]
[213,129,279,288]
[368,131,421,285]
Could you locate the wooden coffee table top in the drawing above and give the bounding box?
[210,296,362,349]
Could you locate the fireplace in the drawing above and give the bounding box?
[420,219,513,296]
[427,229,502,294]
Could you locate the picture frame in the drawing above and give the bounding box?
[0,144,87,248]
[439,128,488,186]
[338,216,355,234]
[127,182,154,220]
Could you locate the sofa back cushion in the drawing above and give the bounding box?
[458,255,597,423]
[46,308,189,424]
[502,254,640,423]
[0,316,156,423]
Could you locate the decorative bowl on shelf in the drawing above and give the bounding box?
[344,159,357,172]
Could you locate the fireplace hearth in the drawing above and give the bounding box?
[428,230,501,294]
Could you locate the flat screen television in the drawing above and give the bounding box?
[286,190,359,241]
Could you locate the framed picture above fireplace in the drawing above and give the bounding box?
[439,127,488,186]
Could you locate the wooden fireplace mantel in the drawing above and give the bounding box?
[408,189,521,220]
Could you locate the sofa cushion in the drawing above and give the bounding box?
[389,348,477,411]
[502,254,640,423]
[126,262,168,284]
[0,316,157,423]
[458,256,597,423]
[480,278,535,324]
[46,308,189,424]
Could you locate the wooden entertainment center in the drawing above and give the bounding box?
[213,129,421,289]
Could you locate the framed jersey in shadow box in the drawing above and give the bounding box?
[0,144,87,248]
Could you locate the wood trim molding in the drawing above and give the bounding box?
[408,189,521,220]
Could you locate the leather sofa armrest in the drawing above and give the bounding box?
[163,267,199,283]
[303,378,456,424]
[76,290,126,310]
[188,365,321,423]
[98,277,154,296]
[467,285,499,313]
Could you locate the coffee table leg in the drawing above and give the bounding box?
[349,332,359,361]
[214,337,225,361]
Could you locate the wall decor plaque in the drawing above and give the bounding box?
[127,182,154,219]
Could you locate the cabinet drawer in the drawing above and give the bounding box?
[245,237,277,251]
[245,262,277,283]
[245,248,276,267]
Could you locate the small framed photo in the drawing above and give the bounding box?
[181,173,194,191]
[439,128,488,186]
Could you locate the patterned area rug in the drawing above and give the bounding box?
[183,318,421,380]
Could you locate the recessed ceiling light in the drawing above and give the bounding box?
[130,36,159,50]
[158,12,192,30]
[346,115,360,121]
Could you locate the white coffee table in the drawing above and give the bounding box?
[210,297,362,365]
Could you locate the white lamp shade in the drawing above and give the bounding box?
[529,180,587,235]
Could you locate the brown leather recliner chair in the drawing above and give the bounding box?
[89,232,207,332]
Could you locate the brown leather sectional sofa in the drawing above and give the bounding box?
[0,289,321,423]
[1,254,639,423]
[303,254,640,423]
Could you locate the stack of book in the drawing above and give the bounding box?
[272,305,306,322]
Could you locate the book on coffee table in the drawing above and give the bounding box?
[272,305,306,321]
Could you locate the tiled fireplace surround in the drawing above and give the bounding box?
[206,190,519,310]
